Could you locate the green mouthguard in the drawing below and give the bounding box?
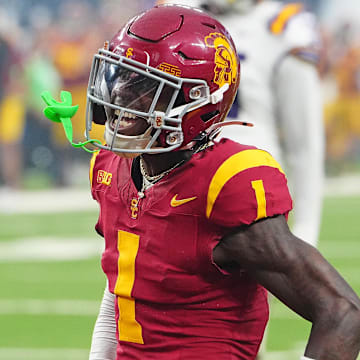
[41,90,101,153]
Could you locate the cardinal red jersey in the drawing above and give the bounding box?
[89,138,293,360]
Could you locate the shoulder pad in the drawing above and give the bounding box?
[268,3,321,61]
[268,2,304,35]
[206,149,292,226]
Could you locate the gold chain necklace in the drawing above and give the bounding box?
[138,157,185,197]
[139,156,185,184]
[138,141,212,195]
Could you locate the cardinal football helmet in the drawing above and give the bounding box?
[86,4,240,155]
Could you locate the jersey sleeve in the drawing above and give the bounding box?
[206,149,293,227]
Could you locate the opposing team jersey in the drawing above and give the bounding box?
[90,139,293,360]
[219,1,320,161]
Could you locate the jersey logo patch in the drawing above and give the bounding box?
[204,32,238,88]
[97,170,112,186]
[170,194,197,207]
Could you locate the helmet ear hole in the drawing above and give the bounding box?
[92,103,107,125]
[201,110,220,123]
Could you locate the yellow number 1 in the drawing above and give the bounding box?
[114,230,144,344]
[251,179,267,220]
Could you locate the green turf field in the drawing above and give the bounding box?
[0,195,359,359]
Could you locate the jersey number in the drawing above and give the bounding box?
[252,179,267,220]
[113,181,264,343]
[114,230,144,344]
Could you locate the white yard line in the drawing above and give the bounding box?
[325,174,360,197]
[0,188,97,214]
[0,237,103,261]
[0,299,100,316]
[0,348,89,360]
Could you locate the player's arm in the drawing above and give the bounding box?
[275,53,325,247]
[89,282,117,360]
[213,215,360,360]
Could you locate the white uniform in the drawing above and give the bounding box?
[220,2,317,157]
[218,1,324,247]
[158,0,325,247]
[216,5,324,357]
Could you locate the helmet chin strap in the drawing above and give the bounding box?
[180,119,254,151]
[168,83,229,118]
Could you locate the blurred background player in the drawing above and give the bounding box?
[157,0,325,249]
[0,10,25,190]
[323,20,360,173]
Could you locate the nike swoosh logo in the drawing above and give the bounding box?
[170,194,197,207]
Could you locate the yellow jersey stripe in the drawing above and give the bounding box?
[206,149,284,219]
[251,179,267,220]
[270,3,303,35]
[89,151,100,187]
[115,231,144,344]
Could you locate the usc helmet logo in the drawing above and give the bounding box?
[126,48,134,58]
[205,32,238,88]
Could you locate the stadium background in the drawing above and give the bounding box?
[0,0,359,359]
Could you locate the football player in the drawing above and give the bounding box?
[156,0,324,249]
[84,5,360,360]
